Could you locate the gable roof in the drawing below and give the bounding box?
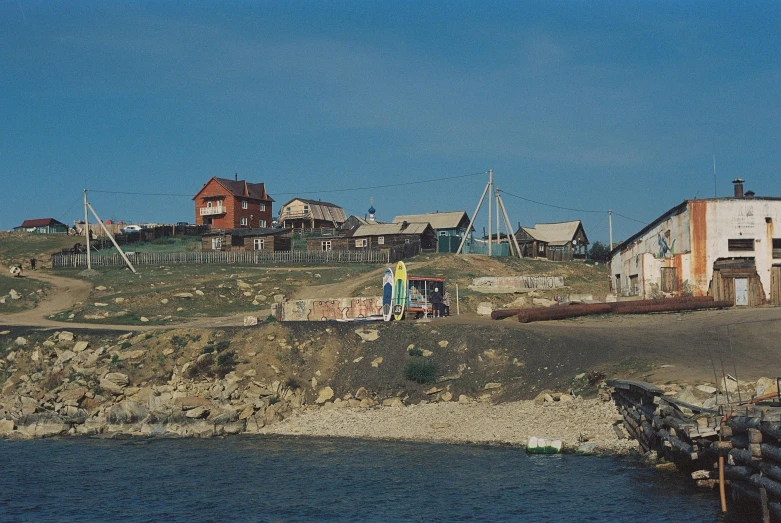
[194,177,274,202]
[280,198,347,223]
[517,221,584,246]
[350,222,432,237]
[16,218,67,228]
[391,211,470,230]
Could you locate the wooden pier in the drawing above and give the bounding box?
[609,378,781,522]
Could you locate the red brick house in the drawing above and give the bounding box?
[193,176,274,229]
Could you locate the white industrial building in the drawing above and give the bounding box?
[609,180,781,306]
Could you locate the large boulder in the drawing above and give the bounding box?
[100,372,129,395]
[108,401,150,424]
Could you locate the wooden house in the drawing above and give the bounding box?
[392,211,471,253]
[201,228,292,252]
[193,176,274,230]
[306,222,436,252]
[515,221,589,261]
[14,218,68,234]
[279,198,346,230]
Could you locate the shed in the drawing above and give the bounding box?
[306,222,436,252]
[202,228,292,252]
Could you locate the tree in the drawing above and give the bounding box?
[588,241,610,262]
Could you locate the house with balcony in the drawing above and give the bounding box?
[279,198,346,230]
[193,175,274,230]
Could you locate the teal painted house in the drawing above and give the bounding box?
[391,211,471,253]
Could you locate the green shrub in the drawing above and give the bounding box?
[404,360,437,384]
[120,341,132,350]
[202,345,215,354]
[171,335,189,350]
[215,340,231,353]
[216,351,237,378]
[408,348,423,357]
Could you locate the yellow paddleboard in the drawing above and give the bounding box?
[392,261,407,320]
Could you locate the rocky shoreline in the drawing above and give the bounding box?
[0,328,635,453]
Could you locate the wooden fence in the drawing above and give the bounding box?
[51,242,419,269]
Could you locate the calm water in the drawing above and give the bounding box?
[0,436,731,522]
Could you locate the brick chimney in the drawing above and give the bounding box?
[732,178,745,198]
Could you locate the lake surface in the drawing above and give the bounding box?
[0,436,734,522]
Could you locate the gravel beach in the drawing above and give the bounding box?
[260,397,639,454]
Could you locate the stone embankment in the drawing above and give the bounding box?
[0,329,633,452]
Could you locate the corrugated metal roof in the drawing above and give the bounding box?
[352,222,431,236]
[519,221,582,246]
[391,211,469,230]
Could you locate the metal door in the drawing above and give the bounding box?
[735,278,748,306]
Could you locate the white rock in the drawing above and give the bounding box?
[73,341,89,353]
[476,302,495,316]
[174,293,194,298]
[140,317,149,322]
[756,377,776,397]
[14,337,27,346]
[371,357,383,368]
[243,316,258,326]
[355,328,379,342]
[0,419,14,434]
[438,340,449,347]
[9,289,21,300]
[316,387,334,404]
[59,331,75,341]
[696,385,717,395]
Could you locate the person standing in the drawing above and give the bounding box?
[431,286,443,318]
[442,289,451,316]
[30,258,36,270]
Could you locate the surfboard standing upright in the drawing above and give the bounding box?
[392,261,407,321]
[382,267,394,322]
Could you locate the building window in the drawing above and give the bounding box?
[629,275,640,296]
[728,238,754,251]
[355,239,367,248]
[404,239,410,244]
[773,238,781,258]
[286,207,291,214]
[303,204,310,214]
[440,231,447,237]
[207,201,213,208]
[240,217,248,226]
[242,200,248,209]
[377,236,385,245]
[660,267,677,293]
[211,237,222,250]
[260,203,265,211]
[321,241,332,251]
[259,220,267,228]
[614,274,621,294]
[253,238,265,250]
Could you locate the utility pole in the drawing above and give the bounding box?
[496,190,522,258]
[608,209,613,251]
[487,169,493,256]
[84,189,91,270]
[456,170,491,255]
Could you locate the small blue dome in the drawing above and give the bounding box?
[368,206,376,214]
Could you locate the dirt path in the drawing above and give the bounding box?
[0,270,248,331]
[290,261,432,300]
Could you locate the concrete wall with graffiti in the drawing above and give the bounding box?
[275,296,383,321]
[468,276,564,293]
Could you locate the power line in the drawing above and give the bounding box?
[499,189,648,225]
[88,170,489,199]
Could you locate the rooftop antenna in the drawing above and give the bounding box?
[713,154,717,198]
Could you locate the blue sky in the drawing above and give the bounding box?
[1,1,779,244]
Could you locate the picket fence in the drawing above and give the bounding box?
[51,245,418,269]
